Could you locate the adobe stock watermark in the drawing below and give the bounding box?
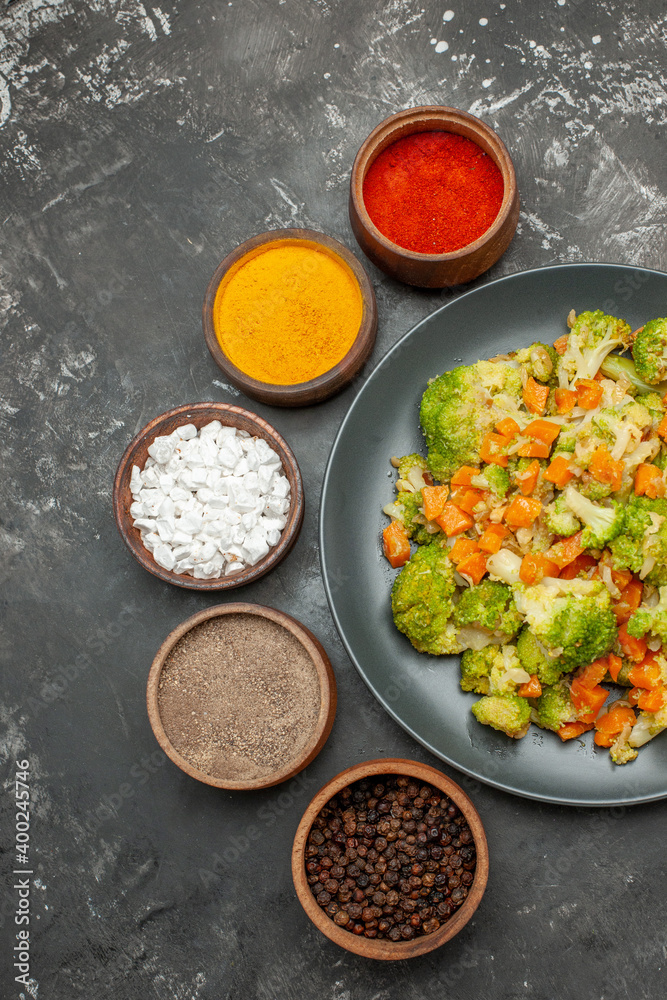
[23,601,140,722]
[81,749,167,835]
[198,769,318,886]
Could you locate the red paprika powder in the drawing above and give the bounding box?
[362,131,504,255]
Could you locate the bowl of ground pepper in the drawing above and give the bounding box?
[203,229,378,407]
[349,106,520,288]
[292,759,488,959]
[147,603,336,790]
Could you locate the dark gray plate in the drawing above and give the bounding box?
[320,263,667,807]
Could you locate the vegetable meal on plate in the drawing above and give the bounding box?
[382,310,667,765]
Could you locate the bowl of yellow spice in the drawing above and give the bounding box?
[203,229,378,407]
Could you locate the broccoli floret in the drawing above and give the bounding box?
[516,627,565,685]
[471,694,531,738]
[543,496,581,537]
[386,490,438,546]
[453,580,522,641]
[627,586,667,642]
[609,496,667,585]
[475,464,510,497]
[600,353,667,396]
[642,392,666,422]
[398,453,429,484]
[562,486,625,550]
[558,310,633,385]
[628,702,667,747]
[391,543,461,655]
[460,647,496,694]
[513,578,617,671]
[532,680,579,732]
[420,360,522,481]
[552,427,577,456]
[513,342,559,385]
[579,479,614,501]
[632,318,667,385]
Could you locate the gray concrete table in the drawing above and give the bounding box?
[1,1,665,997]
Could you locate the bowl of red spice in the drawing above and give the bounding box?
[292,758,489,959]
[203,228,377,406]
[147,603,337,790]
[349,106,520,288]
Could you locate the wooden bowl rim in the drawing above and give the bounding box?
[292,757,489,960]
[202,228,378,407]
[146,602,337,790]
[113,402,304,590]
[350,105,518,262]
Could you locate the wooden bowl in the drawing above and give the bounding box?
[292,758,489,959]
[349,106,520,288]
[113,402,304,590]
[202,228,377,407]
[147,603,337,790]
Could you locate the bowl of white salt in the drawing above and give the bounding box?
[113,402,304,590]
[147,603,337,790]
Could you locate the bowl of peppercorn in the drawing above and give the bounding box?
[349,105,519,288]
[291,758,488,959]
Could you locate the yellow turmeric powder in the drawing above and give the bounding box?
[213,239,363,385]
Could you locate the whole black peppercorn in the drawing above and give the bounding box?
[306,775,476,942]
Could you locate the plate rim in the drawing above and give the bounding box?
[320,261,667,808]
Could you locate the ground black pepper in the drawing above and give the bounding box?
[305,775,476,940]
[157,614,320,781]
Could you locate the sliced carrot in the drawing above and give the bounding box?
[382,522,411,568]
[559,552,598,579]
[519,553,560,585]
[610,568,633,591]
[518,674,542,698]
[607,652,623,683]
[456,551,488,585]
[479,432,511,467]
[635,686,667,712]
[612,578,643,624]
[589,445,625,492]
[617,623,648,663]
[634,463,663,497]
[450,466,480,487]
[553,334,569,356]
[554,387,577,414]
[570,678,609,719]
[421,485,449,521]
[575,378,604,410]
[657,415,667,441]
[504,495,543,528]
[450,486,489,514]
[523,377,550,416]
[435,503,475,537]
[576,657,610,690]
[516,440,551,459]
[594,731,615,747]
[478,523,509,554]
[545,530,585,569]
[595,704,637,734]
[544,454,574,488]
[626,655,662,689]
[524,419,561,445]
[495,417,520,438]
[559,721,594,741]
[448,536,479,564]
[515,459,540,496]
